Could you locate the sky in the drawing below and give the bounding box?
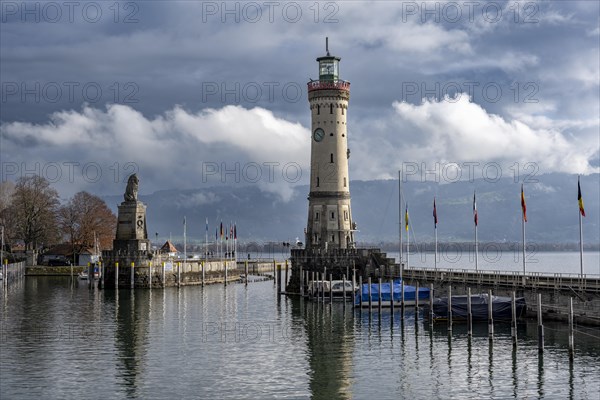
[1,0,599,201]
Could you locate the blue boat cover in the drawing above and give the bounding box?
[356,279,430,304]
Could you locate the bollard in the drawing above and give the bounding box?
[358,276,363,308]
[467,287,472,337]
[511,291,517,347]
[202,261,205,287]
[448,286,453,334]
[488,289,494,340]
[130,262,135,289]
[378,277,382,312]
[115,262,119,289]
[368,277,372,311]
[429,283,434,327]
[329,274,333,303]
[568,297,574,360]
[162,262,166,288]
[244,261,248,287]
[537,293,544,352]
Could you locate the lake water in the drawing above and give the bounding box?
[1,275,599,399]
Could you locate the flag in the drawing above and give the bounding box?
[234,224,237,239]
[433,197,438,228]
[578,177,586,217]
[521,184,527,222]
[473,191,478,226]
[220,221,223,239]
[405,205,409,231]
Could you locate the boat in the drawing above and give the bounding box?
[308,280,358,301]
[78,265,100,280]
[355,279,430,307]
[427,293,526,321]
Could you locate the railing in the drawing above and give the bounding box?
[401,267,600,293]
[307,80,350,92]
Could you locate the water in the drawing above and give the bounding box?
[1,277,599,399]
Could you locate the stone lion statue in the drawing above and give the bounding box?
[124,173,139,202]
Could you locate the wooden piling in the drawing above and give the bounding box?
[285,260,289,291]
[130,262,135,289]
[467,287,472,337]
[429,283,434,327]
[568,297,574,360]
[299,264,303,296]
[352,269,357,307]
[390,278,395,313]
[148,264,152,289]
[342,274,347,308]
[488,289,494,340]
[100,261,104,289]
[311,271,315,299]
[244,261,248,287]
[368,277,372,311]
[322,268,327,304]
[162,262,165,288]
[224,260,228,286]
[88,262,92,288]
[401,280,405,318]
[115,262,119,289]
[378,277,382,312]
[329,274,333,303]
[537,293,544,352]
[202,261,206,287]
[358,276,363,307]
[177,262,181,288]
[277,264,282,295]
[273,260,276,286]
[447,285,453,334]
[511,291,517,347]
[415,281,420,309]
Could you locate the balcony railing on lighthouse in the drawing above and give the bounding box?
[307,80,350,92]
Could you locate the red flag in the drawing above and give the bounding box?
[521,184,527,222]
[473,191,478,226]
[433,197,438,228]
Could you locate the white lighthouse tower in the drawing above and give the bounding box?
[306,38,355,250]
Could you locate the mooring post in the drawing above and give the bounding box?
[277,264,282,295]
[285,260,289,291]
[467,287,472,337]
[130,262,135,289]
[390,278,395,313]
[148,264,152,289]
[378,277,382,313]
[162,262,165,288]
[245,260,248,287]
[311,271,315,299]
[352,268,357,307]
[448,285,453,334]
[368,277,372,312]
[88,262,92,289]
[177,262,181,288]
[322,268,327,304]
[342,274,347,308]
[488,289,494,341]
[511,291,517,347]
[299,264,303,296]
[415,281,420,310]
[429,283,434,327]
[115,262,119,289]
[273,260,276,286]
[358,276,363,308]
[329,273,333,303]
[401,280,405,318]
[100,261,105,290]
[202,261,205,287]
[224,260,228,287]
[537,293,544,352]
[568,297,574,360]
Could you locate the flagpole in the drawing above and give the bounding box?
[522,184,526,275]
[406,204,410,269]
[579,175,584,276]
[205,218,208,263]
[474,191,478,272]
[435,223,438,271]
[183,216,187,273]
[433,197,438,271]
[399,169,403,274]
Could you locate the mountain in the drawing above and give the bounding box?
[103,173,599,246]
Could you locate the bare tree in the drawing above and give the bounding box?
[58,191,116,255]
[0,181,16,243]
[10,176,60,250]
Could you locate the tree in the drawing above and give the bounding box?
[58,191,117,256]
[0,181,16,243]
[10,176,60,250]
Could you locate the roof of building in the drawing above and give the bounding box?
[160,240,178,253]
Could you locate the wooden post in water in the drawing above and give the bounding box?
[224,259,228,286]
[277,264,282,295]
[358,276,363,308]
[401,280,405,318]
[378,277,382,312]
[329,273,333,303]
[115,262,119,289]
[537,293,544,352]
[342,274,347,308]
[488,289,494,341]
[273,260,276,286]
[88,262,92,288]
[429,283,434,327]
[390,278,395,313]
[299,264,303,296]
[162,262,165,288]
[511,291,517,347]
[311,271,315,299]
[148,264,152,289]
[244,260,248,287]
[285,260,289,292]
[568,297,574,360]
[322,268,327,304]
[447,285,453,334]
[130,262,135,289]
[415,281,420,310]
[177,262,181,288]
[202,261,205,287]
[467,287,472,337]
[368,277,372,311]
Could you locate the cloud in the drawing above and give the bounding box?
[0,104,310,201]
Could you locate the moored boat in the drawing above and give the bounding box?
[355,279,430,307]
[427,293,526,321]
[308,280,358,301]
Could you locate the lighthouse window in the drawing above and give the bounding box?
[317,105,320,115]
[342,107,345,115]
[330,104,333,114]
[316,177,320,187]
[330,153,334,163]
[331,212,335,220]
[344,177,347,187]
[332,234,335,242]
[344,211,348,220]
[315,212,319,221]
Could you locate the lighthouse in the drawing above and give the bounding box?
[306,38,355,250]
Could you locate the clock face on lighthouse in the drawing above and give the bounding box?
[313,128,325,142]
